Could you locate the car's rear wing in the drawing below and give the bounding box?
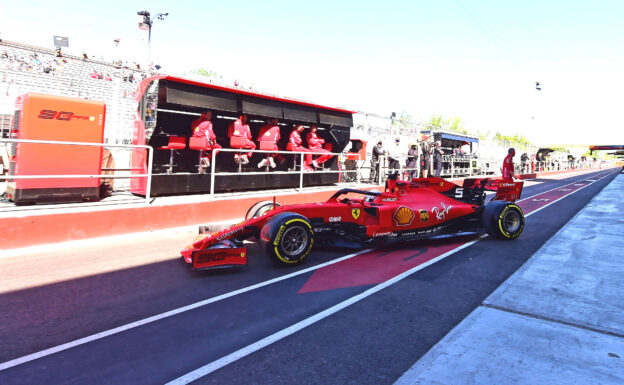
[463,178,523,202]
[492,180,523,202]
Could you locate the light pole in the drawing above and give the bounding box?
[137,11,168,69]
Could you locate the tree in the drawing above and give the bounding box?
[188,68,222,80]
[428,114,443,130]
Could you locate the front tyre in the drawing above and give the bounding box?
[483,201,524,240]
[260,212,314,265]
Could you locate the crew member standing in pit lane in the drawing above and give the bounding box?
[191,111,221,167]
[502,147,516,180]
[370,141,386,182]
[306,125,333,169]
[257,118,283,168]
[433,140,444,177]
[406,142,419,180]
[228,114,255,164]
[287,125,314,171]
[420,135,432,178]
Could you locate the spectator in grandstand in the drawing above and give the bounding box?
[306,125,333,169]
[55,47,62,57]
[433,140,444,177]
[420,135,432,178]
[502,148,516,180]
[192,111,221,167]
[370,141,385,183]
[228,114,255,165]
[1,51,7,59]
[287,125,313,171]
[256,118,283,168]
[406,142,419,179]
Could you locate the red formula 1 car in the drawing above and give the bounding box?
[181,176,525,270]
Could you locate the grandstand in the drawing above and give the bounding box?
[0,39,144,144]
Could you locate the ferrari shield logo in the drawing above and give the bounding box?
[351,208,361,220]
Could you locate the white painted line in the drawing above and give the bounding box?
[524,171,614,218]
[0,169,616,373]
[0,248,372,371]
[516,170,602,203]
[164,238,483,385]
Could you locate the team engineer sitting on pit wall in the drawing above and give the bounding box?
[191,111,221,167]
[287,125,314,171]
[257,118,284,168]
[227,114,255,164]
[306,125,333,169]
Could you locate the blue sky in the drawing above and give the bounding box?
[1,0,623,145]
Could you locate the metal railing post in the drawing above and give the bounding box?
[356,154,362,184]
[210,149,216,197]
[145,147,153,204]
[378,155,384,185]
[299,152,304,190]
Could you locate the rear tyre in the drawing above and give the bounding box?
[483,201,524,240]
[245,200,281,220]
[260,212,314,265]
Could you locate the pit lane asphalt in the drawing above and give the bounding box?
[0,169,619,384]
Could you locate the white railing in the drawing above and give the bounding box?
[0,138,153,204]
[207,148,362,196]
[361,155,599,185]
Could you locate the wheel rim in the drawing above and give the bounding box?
[502,209,521,232]
[281,226,308,256]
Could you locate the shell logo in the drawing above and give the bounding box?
[419,209,429,223]
[394,206,415,226]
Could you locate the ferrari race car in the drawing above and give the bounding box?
[181,176,525,270]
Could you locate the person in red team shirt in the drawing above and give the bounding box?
[306,125,333,168]
[228,114,255,164]
[502,147,516,180]
[257,118,282,168]
[191,111,221,167]
[287,125,313,171]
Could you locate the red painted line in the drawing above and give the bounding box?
[299,236,479,293]
[298,172,612,294]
